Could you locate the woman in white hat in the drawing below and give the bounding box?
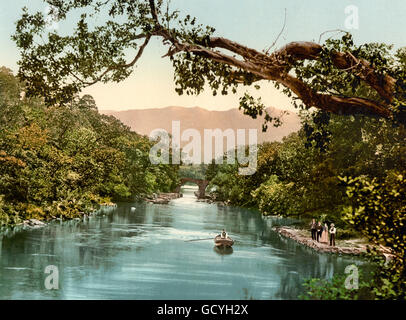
[329,223,336,246]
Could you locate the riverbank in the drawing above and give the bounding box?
[274,226,369,255]
[274,226,395,261]
[145,192,182,204]
[0,202,117,234]
[197,198,229,206]
[195,193,230,206]
[2,191,182,229]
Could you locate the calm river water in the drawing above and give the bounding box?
[0,186,369,299]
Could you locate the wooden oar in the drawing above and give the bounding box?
[185,237,214,242]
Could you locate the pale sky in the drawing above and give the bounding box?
[1,0,406,112]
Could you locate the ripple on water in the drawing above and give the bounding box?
[0,187,372,300]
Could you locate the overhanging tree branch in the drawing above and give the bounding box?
[13,0,402,120]
[82,35,151,86]
[152,24,394,117]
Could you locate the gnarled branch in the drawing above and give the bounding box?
[151,21,394,117]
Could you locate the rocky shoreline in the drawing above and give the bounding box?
[144,192,231,206]
[195,193,230,206]
[274,226,395,261]
[145,192,182,204]
[2,203,118,232]
[196,198,229,206]
[7,192,184,231]
[274,226,368,255]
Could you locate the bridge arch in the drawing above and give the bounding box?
[175,177,209,199]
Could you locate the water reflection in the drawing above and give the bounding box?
[213,246,234,255]
[0,186,370,300]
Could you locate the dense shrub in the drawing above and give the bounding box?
[0,67,179,225]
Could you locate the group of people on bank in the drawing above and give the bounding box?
[309,219,336,246]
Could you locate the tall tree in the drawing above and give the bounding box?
[12,0,406,125]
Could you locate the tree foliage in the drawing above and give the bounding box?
[300,271,373,300]
[0,67,178,226]
[341,172,406,299]
[207,112,406,239]
[7,0,406,299]
[207,111,405,298]
[178,164,207,180]
[11,0,406,127]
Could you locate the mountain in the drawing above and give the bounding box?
[100,106,301,162]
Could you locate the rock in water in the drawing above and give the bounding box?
[153,198,170,204]
[23,219,46,227]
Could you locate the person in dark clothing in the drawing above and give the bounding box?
[309,219,317,240]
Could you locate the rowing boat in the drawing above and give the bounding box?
[214,235,234,247]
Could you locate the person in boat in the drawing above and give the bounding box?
[220,229,228,239]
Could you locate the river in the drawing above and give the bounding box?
[0,186,369,299]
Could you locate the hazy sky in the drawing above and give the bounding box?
[1,0,405,111]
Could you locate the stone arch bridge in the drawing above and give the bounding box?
[174,177,209,199]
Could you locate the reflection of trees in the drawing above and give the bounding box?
[272,234,371,299]
[0,227,62,298]
[201,205,371,299]
[204,205,269,240]
[0,202,176,298]
[0,200,372,300]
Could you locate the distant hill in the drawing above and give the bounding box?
[100,106,301,162]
